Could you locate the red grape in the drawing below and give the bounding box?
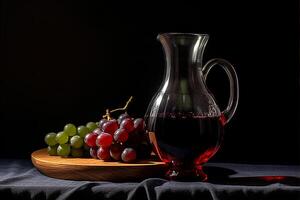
[110,143,124,161]
[114,128,129,143]
[84,132,98,147]
[99,119,107,129]
[89,147,98,159]
[117,113,130,124]
[102,119,119,135]
[96,132,113,148]
[97,147,111,161]
[121,148,137,163]
[126,130,143,146]
[93,128,102,135]
[120,118,135,133]
[134,118,145,132]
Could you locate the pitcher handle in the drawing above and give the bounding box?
[202,58,239,124]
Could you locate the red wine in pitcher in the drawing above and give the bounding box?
[149,114,224,166]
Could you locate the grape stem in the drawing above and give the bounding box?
[103,96,133,120]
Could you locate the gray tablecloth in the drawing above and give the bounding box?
[0,159,299,200]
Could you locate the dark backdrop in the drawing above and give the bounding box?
[1,1,299,164]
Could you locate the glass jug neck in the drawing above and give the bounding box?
[158,33,209,81]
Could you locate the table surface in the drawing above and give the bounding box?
[0,159,299,200]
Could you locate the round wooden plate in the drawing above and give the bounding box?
[31,148,167,181]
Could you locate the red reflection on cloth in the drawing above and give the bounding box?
[260,176,286,182]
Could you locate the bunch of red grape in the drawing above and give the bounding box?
[84,113,151,163]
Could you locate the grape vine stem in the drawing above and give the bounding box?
[103,96,133,120]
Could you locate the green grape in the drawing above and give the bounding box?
[71,148,84,157]
[56,131,69,144]
[86,122,98,132]
[47,145,58,156]
[44,132,57,146]
[64,123,77,136]
[70,135,83,148]
[77,126,90,138]
[57,144,71,157]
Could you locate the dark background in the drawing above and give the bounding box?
[0,1,299,164]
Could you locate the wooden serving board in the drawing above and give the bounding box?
[31,149,167,181]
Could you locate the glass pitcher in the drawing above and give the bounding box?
[145,33,239,180]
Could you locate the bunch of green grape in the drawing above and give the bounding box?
[44,122,98,157]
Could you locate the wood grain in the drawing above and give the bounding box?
[31,148,167,181]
